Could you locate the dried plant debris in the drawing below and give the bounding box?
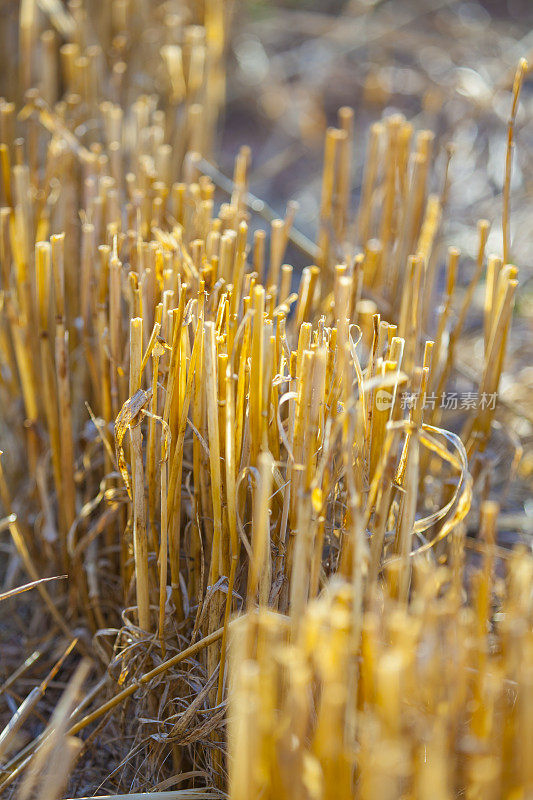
[0,1,531,798]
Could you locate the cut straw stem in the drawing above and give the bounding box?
[129,317,151,631]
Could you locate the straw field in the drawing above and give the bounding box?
[0,2,531,798]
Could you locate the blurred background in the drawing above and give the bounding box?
[220,0,533,262]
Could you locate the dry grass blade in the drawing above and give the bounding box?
[64,792,222,800]
[0,575,66,603]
